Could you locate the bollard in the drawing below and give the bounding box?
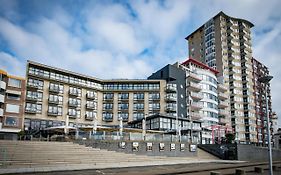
[235,168,245,175]
[254,167,264,173]
[210,171,221,175]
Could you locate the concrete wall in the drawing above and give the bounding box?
[237,144,281,162]
[76,140,197,157]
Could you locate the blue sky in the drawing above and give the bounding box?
[0,0,281,127]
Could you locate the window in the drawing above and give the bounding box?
[8,78,21,88]
[6,93,20,100]
[86,101,97,109]
[118,103,128,110]
[68,109,81,118]
[103,93,114,100]
[149,103,160,110]
[133,113,144,120]
[5,117,19,126]
[118,112,129,121]
[102,112,113,121]
[49,94,63,104]
[48,106,62,115]
[134,93,144,100]
[25,103,42,113]
[27,78,44,89]
[27,91,43,101]
[133,103,144,110]
[87,91,97,99]
[103,103,113,110]
[68,98,81,107]
[149,93,160,100]
[6,104,20,113]
[69,87,81,96]
[49,83,64,93]
[118,93,129,100]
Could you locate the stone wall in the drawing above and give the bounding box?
[237,144,281,162]
[76,140,197,157]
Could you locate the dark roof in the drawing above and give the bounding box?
[185,11,254,40]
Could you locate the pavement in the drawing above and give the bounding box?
[0,159,246,175]
[1,161,281,175]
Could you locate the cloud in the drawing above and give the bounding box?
[0,52,24,76]
[0,0,281,126]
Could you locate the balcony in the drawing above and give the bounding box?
[219,109,229,116]
[0,94,5,103]
[27,83,39,89]
[49,87,60,93]
[68,113,78,119]
[165,94,177,102]
[85,114,94,121]
[190,102,203,110]
[165,104,177,112]
[69,90,79,97]
[165,84,177,92]
[68,101,79,107]
[86,93,97,100]
[48,98,60,105]
[47,111,59,116]
[0,108,3,116]
[26,95,38,102]
[25,108,37,114]
[218,101,228,108]
[189,112,203,121]
[190,92,203,100]
[218,93,228,100]
[186,72,202,82]
[103,115,113,122]
[86,104,97,110]
[0,81,6,90]
[187,82,201,91]
[218,84,228,92]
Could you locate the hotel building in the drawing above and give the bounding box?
[24,61,169,131]
[0,70,25,140]
[186,11,274,145]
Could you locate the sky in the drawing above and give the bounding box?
[0,0,280,127]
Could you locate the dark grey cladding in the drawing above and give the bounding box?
[148,64,187,119]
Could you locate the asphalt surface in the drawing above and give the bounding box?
[6,162,281,175]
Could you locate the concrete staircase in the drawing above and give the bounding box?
[0,140,218,170]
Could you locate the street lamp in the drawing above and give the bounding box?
[258,75,273,175]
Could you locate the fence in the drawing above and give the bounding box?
[77,131,192,143]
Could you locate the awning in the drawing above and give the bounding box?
[6,90,21,95]
[0,128,21,133]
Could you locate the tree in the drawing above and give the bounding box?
[225,133,235,144]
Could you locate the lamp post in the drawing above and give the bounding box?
[142,114,147,141]
[258,75,273,175]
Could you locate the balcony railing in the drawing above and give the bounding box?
[189,112,202,121]
[219,109,229,116]
[218,93,228,100]
[25,108,37,114]
[165,104,177,112]
[165,84,177,92]
[165,94,177,102]
[190,92,203,100]
[190,102,203,110]
[69,90,79,96]
[47,111,59,116]
[218,101,228,108]
[26,96,38,101]
[186,72,202,82]
[48,98,60,105]
[86,93,97,100]
[85,114,94,121]
[27,83,39,89]
[187,82,201,91]
[86,104,97,110]
[103,116,113,122]
[218,84,228,92]
[49,87,60,93]
[68,101,79,107]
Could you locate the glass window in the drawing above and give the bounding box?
[8,78,21,88]
[134,93,144,100]
[118,103,129,110]
[6,93,20,100]
[118,93,129,100]
[6,104,20,113]
[5,117,19,126]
